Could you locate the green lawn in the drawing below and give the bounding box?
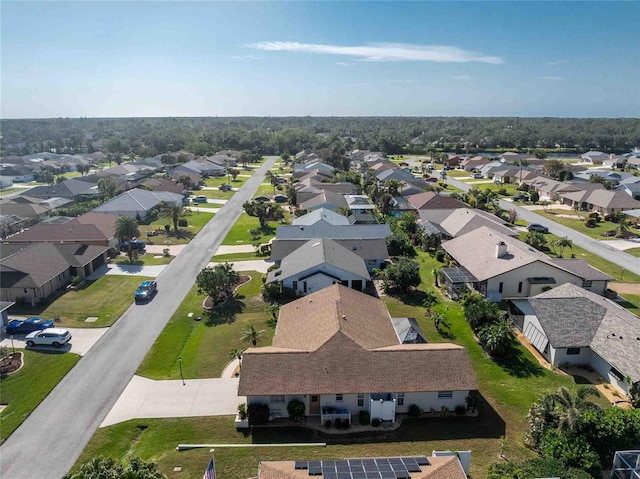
[535,210,619,239]
[1,349,80,441]
[9,276,152,328]
[626,247,640,258]
[616,293,640,316]
[204,176,249,189]
[0,187,24,196]
[141,210,214,246]
[188,188,234,200]
[446,170,472,178]
[211,252,263,262]
[137,272,270,379]
[517,231,640,283]
[221,213,280,245]
[114,253,174,266]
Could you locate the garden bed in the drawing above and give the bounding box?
[0,352,23,376]
[202,275,252,310]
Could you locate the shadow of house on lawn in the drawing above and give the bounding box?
[493,344,545,379]
[249,392,505,446]
[205,296,245,326]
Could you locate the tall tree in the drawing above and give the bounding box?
[115,215,140,260]
[97,177,118,199]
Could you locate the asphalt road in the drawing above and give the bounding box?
[0,156,278,479]
[444,175,640,278]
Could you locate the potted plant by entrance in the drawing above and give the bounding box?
[235,403,249,430]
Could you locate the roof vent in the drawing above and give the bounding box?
[342,315,347,321]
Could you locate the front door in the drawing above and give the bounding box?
[309,395,320,415]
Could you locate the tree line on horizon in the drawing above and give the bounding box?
[2,116,639,158]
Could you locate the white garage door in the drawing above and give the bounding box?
[523,321,549,353]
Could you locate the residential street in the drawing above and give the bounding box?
[445,176,640,278]
[0,156,278,479]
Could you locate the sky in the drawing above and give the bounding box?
[1,1,639,118]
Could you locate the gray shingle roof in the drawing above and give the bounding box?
[267,239,370,284]
[275,223,391,240]
[292,208,350,226]
[270,238,389,263]
[93,188,184,214]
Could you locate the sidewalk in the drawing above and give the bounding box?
[208,259,272,273]
[88,263,167,280]
[100,375,245,427]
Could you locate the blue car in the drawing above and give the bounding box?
[5,317,54,335]
[134,280,157,302]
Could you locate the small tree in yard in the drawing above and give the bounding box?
[422,291,438,316]
[195,263,239,304]
[287,398,306,422]
[377,257,421,293]
[240,324,265,347]
[478,318,514,357]
[508,208,518,224]
[524,231,548,251]
[115,215,140,260]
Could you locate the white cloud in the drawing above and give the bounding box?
[247,41,504,64]
[386,79,417,83]
[453,75,476,80]
[336,62,352,66]
[537,76,566,81]
[231,54,263,60]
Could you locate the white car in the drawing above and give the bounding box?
[25,328,71,348]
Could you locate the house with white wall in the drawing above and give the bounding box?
[441,226,612,301]
[265,239,371,294]
[509,283,640,395]
[239,285,477,424]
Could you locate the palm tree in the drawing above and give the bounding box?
[478,318,514,357]
[115,215,140,260]
[432,313,446,332]
[240,324,265,347]
[168,203,183,234]
[228,348,245,371]
[552,386,602,433]
[265,170,277,195]
[265,303,279,328]
[552,237,573,257]
[422,291,438,317]
[384,179,402,197]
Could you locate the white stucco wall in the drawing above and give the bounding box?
[401,391,468,413]
[587,349,631,395]
[284,265,368,295]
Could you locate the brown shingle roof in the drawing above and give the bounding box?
[273,284,397,351]
[406,192,466,210]
[258,455,465,479]
[4,212,117,244]
[239,335,477,395]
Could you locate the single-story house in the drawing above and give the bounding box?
[21,178,99,200]
[436,208,518,239]
[617,177,640,200]
[256,454,466,479]
[344,195,375,214]
[293,161,335,176]
[406,192,467,225]
[292,208,350,227]
[294,180,357,205]
[441,226,612,301]
[171,159,225,177]
[459,156,490,171]
[0,165,35,183]
[444,154,463,168]
[239,285,478,423]
[603,155,628,169]
[299,190,348,213]
[509,283,640,395]
[561,188,640,215]
[523,176,579,201]
[580,151,609,164]
[139,178,186,195]
[498,152,531,163]
[3,212,120,247]
[266,239,371,294]
[92,188,184,219]
[0,242,109,306]
[492,167,535,184]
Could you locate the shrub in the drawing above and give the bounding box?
[324,419,332,428]
[408,404,421,417]
[164,224,171,232]
[247,403,270,425]
[358,411,370,425]
[334,418,342,429]
[162,248,170,257]
[71,276,82,286]
[371,418,381,427]
[498,188,507,196]
[585,219,597,228]
[286,398,305,423]
[237,403,248,420]
[435,250,446,262]
[455,405,466,416]
[342,419,350,428]
[530,191,540,203]
[177,218,188,227]
[588,212,599,219]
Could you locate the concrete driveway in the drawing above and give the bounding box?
[0,328,108,356]
[88,263,166,279]
[100,375,244,427]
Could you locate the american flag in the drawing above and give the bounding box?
[203,457,216,479]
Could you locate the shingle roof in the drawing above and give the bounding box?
[438,208,517,238]
[292,208,350,226]
[273,284,397,351]
[270,238,389,263]
[266,239,370,284]
[299,190,348,211]
[21,178,99,198]
[257,456,466,479]
[93,188,184,214]
[4,212,118,244]
[581,189,640,209]
[529,283,640,382]
[549,259,612,281]
[275,223,391,241]
[406,192,466,210]
[1,243,76,288]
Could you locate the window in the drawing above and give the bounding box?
[566,347,580,355]
[336,394,343,402]
[397,393,405,406]
[292,280,298,291]
[23,288,28,294]
[269,395,285,404]
[610,367,624,381]
[311,395,318,403]
[518,282,523,293]
[582,280,592,288]
[357,394,364,407]
[438,391,453,399]
[303,281,307,293]
[498,282,504,293]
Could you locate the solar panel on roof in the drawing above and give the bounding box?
[380,471,396,479]
[394,472,411,479]
[308,466,322,476]
[405,464,421,473]
[365,472,381,479]
[349,459,363,466]
[295,461,308,470]
[414,456,430,466]
[352,473,367,479]
[337,473,351,479]
[324,473,337,479]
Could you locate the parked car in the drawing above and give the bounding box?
[443,165,454,170]
[254,195,269,202]
[528,223,549,233]
[426,163,435,171]
[470,172,483,179]
[218,184,232,191]
[134,280,157,302]
[277,177,288,184]
[511,194,529,202]
[424,177,438,183]
[25,328,71,348]
[273,194,288,203]
[5,317,54,335]
[120,239,146,252]
[192,195,208,203]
